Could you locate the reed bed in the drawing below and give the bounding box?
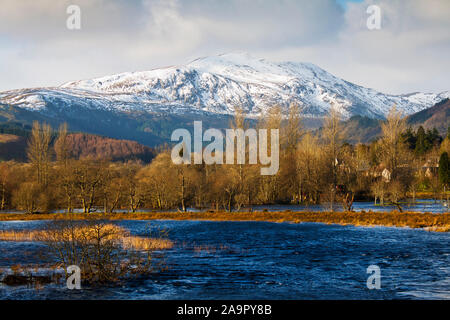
[0,230,46,241]
[121,235,173,250]
[0,225,174,250]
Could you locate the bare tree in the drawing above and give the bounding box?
[137,152,179,210]
[54,123,70,166]
[388,179,405,211]
[0,162,11,210]
[74,159,105,213]
[371,180,386,205]
[282,103,303,153]
[322,107,343,211]
[297,132,323,204]
[280,103,303,202]
[257,105,282,203]
[27,121,52,186]
[123,162,144,213]
[380,105,407,178]
[12,182,41,214]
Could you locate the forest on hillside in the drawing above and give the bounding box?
[0,122,156,163]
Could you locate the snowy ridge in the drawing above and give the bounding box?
[1,53,449,119]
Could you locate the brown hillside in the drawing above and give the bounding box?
[0,133,156,163]
[0,134,27,161]
[407,98,449,135]
[66,133,156,162]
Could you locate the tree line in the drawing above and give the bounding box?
[0,105,449,214]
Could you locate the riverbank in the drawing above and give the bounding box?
[0,210,449,232]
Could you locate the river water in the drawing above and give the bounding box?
[0,219,449,300]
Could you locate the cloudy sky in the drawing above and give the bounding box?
[0,0,449,94]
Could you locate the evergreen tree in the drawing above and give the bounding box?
[414,126,428,156]
[426,128,441,147]
[402,127,416,150]
[439,152,450,187]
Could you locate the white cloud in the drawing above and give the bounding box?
[0,0,448,94]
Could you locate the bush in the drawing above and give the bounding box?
[12,182,41,214]
[38,219,172,284]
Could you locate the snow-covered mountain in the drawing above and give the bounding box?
[0,52,449,120]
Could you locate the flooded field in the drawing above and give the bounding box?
[0,219,449,300]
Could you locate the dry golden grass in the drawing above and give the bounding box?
[424,225,450,232]
[412,191,450,198]
[0,134,21,143]
[0,230,46,241]
[0,210,449,232]
[0,224,174,251]
[121,236,173,250]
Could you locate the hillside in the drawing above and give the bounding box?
[323,99,449,143]
[0,134,28,161]
[0,132,156,163]
[66,133,156,162]
[339,116,382,144]
[407,98,449,135]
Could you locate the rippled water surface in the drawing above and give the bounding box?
[0,220,449,300]
[250,199,449,213]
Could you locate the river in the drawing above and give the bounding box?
[0,219,449,299]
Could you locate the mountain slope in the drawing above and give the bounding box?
[333,99,449,144]
[2,53,449,119]
[66,133,156,162]
[0,134,28,161]
[0,53,448,145]
[339,116,383,144]
[0,131,156,163]
[407,98,449,134]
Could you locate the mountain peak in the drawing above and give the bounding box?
[190,51,266,65]
[2,53,449,121]
[187,52,320,78]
